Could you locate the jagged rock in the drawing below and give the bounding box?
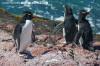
[36,35,48,42]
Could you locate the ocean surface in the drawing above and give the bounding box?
[0,0,100,34]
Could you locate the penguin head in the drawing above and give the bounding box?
[62,5,72,15]
[78,10,90,18]
[23,11,33,20]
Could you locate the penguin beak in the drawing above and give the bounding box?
[62,5,65,8]
[87,10,91,14]
[32,14,37,18]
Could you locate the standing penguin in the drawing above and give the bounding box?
[13,11,35,54]
[73,10,94,51]
[53,5,77,44]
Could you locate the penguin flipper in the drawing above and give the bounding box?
[74,30,83,44]
[75,19,78,24]
[31,31,35,43]
[13,23,22,39]
[13,23,22,51]
[52,22,64,34]
[15,38,20,52]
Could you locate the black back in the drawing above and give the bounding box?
[77,10,93,43]
[63,5,78,43]
[63,5,77,27]
[78,10,92,31]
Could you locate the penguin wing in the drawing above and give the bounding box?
[52,21,64,34]
[31,31,35,43]
[13,23,22,51]
[74,30,83,44]
[75,19,78,24]
[13,23,22,39]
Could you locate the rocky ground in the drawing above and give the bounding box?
[0,18,100,66]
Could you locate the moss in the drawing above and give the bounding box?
[0,8,22,20]
[0,7,58,23]
[1,7,99,40]
[33,17,51,22]
[11,14,22,18]
[94,34,100,40]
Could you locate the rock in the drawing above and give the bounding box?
[6,23,14,31]
[28,46,48,56]
[0,52,26,66]
[0,19,100,66]
[58,38,66,44]
[0,42,14,51]
[36,35,48,42]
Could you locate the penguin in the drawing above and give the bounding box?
[13,11,35,54]
[73,10,94,51]
[53,5,77,44]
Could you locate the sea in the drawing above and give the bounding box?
[0,0,100,34]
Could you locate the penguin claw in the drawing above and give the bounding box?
[18,53,25,57]
[86,46,95,52]
[72,42,77,47]
[18,50,34,59]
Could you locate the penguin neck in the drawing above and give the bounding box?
[64,9,73,15]
[64,9,73,19]
[25,19,32,21]
[64,12,73,20]
[78,15,86,22]
[25,20,32,24]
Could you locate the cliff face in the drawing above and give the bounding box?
[0,8,100,66]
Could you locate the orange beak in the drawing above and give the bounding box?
[62,5,65,8]
[87,10,90,14]
[32,14,37,18]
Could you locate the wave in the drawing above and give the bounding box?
[84,7,92,12]
[20,0,49,5]
[55,16,64,21]
[0,0,100,34]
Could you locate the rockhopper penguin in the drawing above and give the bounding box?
[53,5,77,44]
[13,11,35,54]
[73,10,94,51]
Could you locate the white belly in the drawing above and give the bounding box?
[78,24,79,30]
[20,20,33,52]
[63,28,66,43]
[63,28,65,37]
[78,24,83,45]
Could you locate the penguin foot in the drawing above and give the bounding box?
[19,50,31,55]
[86,46,95,52]
[18,52,25,57]
[83,44,95,52]
[19,51,26,54]
[19,50,34,59]
[72,42,77,48]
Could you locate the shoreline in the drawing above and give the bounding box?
[0,7,100,66]
[0,7,100,40]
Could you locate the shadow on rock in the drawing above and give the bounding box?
[42,50,51,55]
[20,50,36,59]
[94,46,100,50]
[25,50,36,59]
